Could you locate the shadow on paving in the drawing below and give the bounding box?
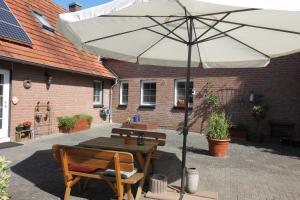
[10,149,114,199]
[11,149,182,199]
[230,140,300,158]
[178,146,210,156]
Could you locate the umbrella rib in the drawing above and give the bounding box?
[195,8,260,17]
[198,16,300,35]
[147,16,187,43]
[191,19,202,67]
[195,17,270,59]
[145,28,187,44]
[193,12,230,43]
[98,14,186,18]
[195,25,245,44]
[84,17,186,44]
[136,19,188,62]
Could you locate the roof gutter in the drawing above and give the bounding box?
[0,55,115,80]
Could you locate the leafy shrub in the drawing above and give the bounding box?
[0,156,10,200]
[73,114,93,125]
[57,116,76,130]
[205,112,230,140]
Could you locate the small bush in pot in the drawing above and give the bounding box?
[73,114,93,125]
[205,112,231,157]
[57,116,76,133]
[204,82,231,157]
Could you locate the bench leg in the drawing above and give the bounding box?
[64,182,72,200]
[127,184,132,200]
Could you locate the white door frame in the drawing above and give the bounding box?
[0,69,10,143]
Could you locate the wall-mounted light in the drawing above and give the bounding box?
[249,91,255,103]
[45,72,53,89]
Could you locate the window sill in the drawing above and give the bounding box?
[139,105,156,109]
[93,104,104,108]
[173,106,193,110]
[118,104,128,108]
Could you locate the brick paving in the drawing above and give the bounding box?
[0,124,299,200]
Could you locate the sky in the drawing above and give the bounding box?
[53,0,112,9]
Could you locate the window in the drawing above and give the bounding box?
[119,81,128,105]
[174,80,194,108]
[93,80,103,106]
[141,80,156,106]
[33,11,54,32]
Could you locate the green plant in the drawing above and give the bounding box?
[73,114,93,125]
[0,156,10,200]
[205,112,230,140]
[205,83,218,110]
[57,116,76,130]
[252,104,268,121]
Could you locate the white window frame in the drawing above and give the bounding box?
[174,79,194,107]
[140,80,156,106]
[93,80,103,106]
[119,81,128,105]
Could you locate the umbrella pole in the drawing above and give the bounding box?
[180,16,194,196]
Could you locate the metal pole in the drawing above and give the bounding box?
[180,16,194,197]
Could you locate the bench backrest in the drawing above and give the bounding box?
[52,144,134,172]
[111,128,166,146]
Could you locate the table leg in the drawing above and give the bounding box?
[135,152,145,169]
[135,151,152,200]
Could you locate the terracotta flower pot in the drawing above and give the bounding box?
[207,137,230,157]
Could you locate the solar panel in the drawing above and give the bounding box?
[0,0,32,45]
[0,0,9,11]
[0,9,19,26]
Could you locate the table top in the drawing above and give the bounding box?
[78,137,158,154]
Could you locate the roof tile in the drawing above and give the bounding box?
[0,0,113,78]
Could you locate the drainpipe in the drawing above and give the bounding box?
[100,57,119,123]
[109,78,118,123]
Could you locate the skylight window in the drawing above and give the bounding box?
[33,11,54,32]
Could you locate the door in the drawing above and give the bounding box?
[0,69,10,143]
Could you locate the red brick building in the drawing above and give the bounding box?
[0,0,114,142]
[106,53,300,141]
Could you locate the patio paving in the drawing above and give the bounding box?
[0,124,300,200]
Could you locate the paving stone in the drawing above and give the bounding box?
[0,124,299,200]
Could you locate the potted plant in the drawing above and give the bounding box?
[22,121,32,131]
[73,114,93,131]
[15,123,23,132]
[57,114,93,133]
[229,122,248,141]
[251,93,268,142]
[204,82,231,157]
[205,112,231,157]
[57,116,76,133]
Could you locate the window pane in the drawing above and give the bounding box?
[33,11,52,28]
[93,96,100,103]
[93,81,102,104]
[175,81,193,106]
[142,82,156,105]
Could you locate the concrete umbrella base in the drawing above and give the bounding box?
[145,185,218,200]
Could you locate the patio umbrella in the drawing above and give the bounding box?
[58,0,300,196]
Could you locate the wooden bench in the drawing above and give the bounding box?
[111,128,166,161]
[52,144,144,200]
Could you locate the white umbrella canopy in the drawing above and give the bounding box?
[58,0,300,197]
[58,0,300,68]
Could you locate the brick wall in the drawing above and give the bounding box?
[106,53,300,140]
[0,60,112,140]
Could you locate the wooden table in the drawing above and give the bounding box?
[78,137,159,199]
